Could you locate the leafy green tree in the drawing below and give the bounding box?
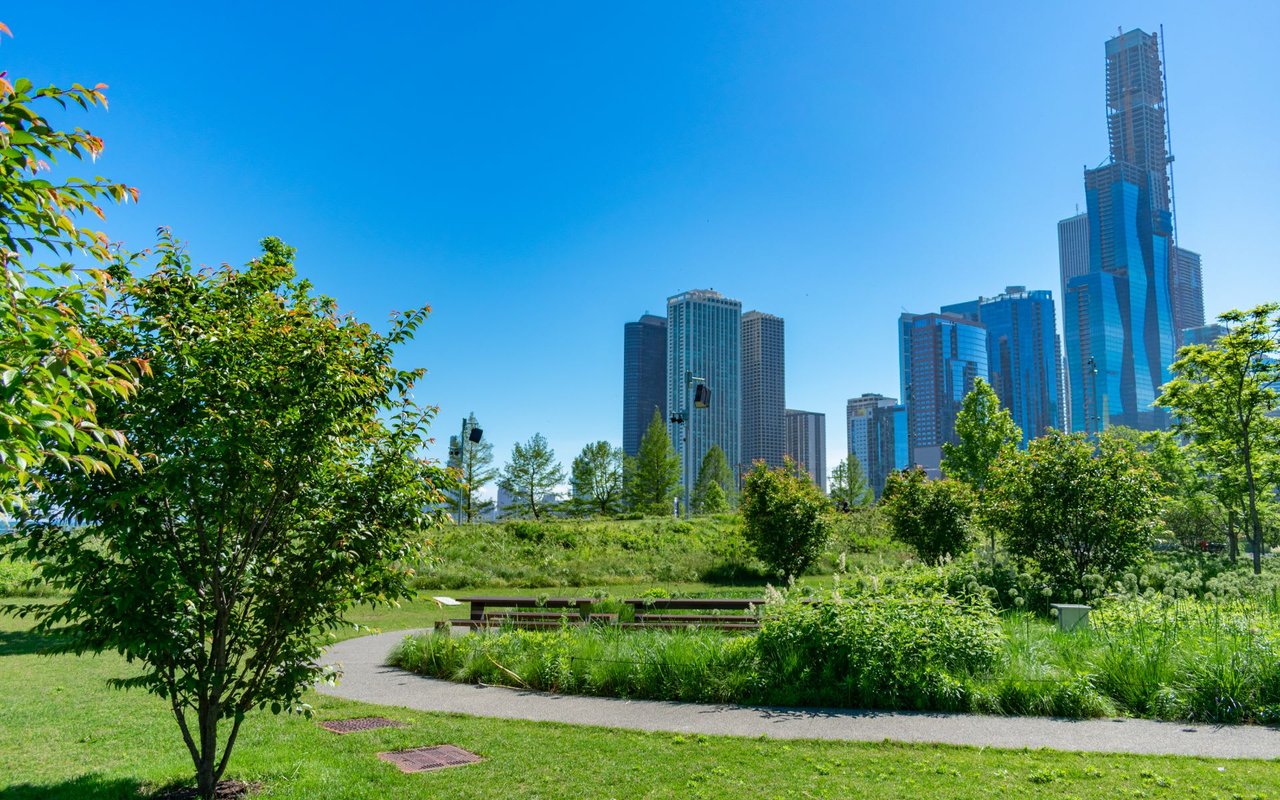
[1157,305,1280,574]
[880,468,975,565]
[941,378,1021,557]
[0,62,144,512]
[568,440,624,516]
[828,458,872,509]
[625,408,680,515]
[1110,427,1226,551]
[741,457,832,578]
[987,430,1160,597]
[446,413,496,523]
[13,233,452,800]
[498,433,565,520]
[699,479,728,514]
[692,443,735,513]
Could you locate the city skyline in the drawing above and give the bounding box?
[8,4,1278,474]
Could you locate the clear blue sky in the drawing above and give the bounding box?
[7,2,1279,482]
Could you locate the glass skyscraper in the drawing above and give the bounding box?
[622,314,667,457]
[846,393,897,479]
[898,312,988,474]
[1061,28,1181,433]
[667,289,742,508]
[867,403,907,499]
[942,288,1062,446]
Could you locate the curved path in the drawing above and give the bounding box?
[318,629,1280,760]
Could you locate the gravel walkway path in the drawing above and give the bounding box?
[316,629,1280,760]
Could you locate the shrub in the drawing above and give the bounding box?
[880,468,975,565]
[987,431,1160,598]
[740,458,832,579]
[755,590,1003,710]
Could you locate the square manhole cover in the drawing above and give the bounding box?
[319,717,406,734]
[378,744,483,773]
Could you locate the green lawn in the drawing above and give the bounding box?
[5,610,1280,799]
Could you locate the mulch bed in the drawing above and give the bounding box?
[151,780,261,799]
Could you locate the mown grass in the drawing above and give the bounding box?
[4,611,1280,799]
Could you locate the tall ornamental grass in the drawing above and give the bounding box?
[1089,596,1280,723]
[392,591,1004,712]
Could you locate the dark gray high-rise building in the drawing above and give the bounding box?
[1171,246,1205,345]
[741,310,785,470]
[622,314,667,457]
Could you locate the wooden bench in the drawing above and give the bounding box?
[441,595,779,633]
[446,596,608,630]
[622,598,765,631]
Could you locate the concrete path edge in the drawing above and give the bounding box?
[316,629,1280,760]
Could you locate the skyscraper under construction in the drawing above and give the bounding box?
[1061,28,1200,433]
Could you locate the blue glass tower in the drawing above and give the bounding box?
[1062,29,1177,433]
[898,312,988,474]
[942,288,1062,446]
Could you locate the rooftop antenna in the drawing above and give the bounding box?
[1160,23,1179,249]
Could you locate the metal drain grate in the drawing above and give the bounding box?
[378,744,483,773]
[319,716,406,734]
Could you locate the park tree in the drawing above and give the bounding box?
[625,408,680,515]
[828,458,872,509]
[0,54,144,512]
[941,378,1021,557]
[1110,427,1225,551]
[498,432,565,520]
[568,440,624,516]
[446,413,496,523]
[692,443,735,513]
[12,233,453,800]
[741,457,832,578]
[1157,305,1280,574]
[880,468,975,565]
[986,430,1160,597]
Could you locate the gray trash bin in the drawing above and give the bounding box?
[1050,603,1091,632]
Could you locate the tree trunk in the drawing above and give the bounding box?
[197,722,218,799]
[1243,439,1263,575]
[1228,508,1239,563]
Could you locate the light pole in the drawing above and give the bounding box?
[449,416,483,524]
[669,369,706,519]
[1086,356,1100,436]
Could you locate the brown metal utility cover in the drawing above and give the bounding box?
[378,744,483,773]
[319,717,406,734]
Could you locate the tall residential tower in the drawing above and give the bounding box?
[784,409,826,493]
[741,310,786,471]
